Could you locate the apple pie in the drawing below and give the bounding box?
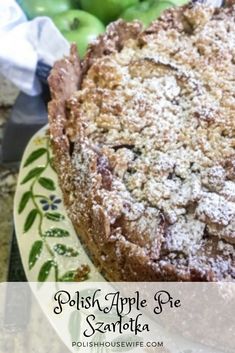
[48,3,235,281]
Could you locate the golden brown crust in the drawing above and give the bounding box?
[48,7,235,282]
[83,20,143,71]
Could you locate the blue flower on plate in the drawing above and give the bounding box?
[40,195,61,211]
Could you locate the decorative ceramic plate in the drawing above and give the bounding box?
[14,126,104,282]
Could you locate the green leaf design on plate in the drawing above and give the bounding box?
[21,167,44,184]
[53,244,78,257]
[18,135,87,282]
[38,260,54,282]
[24,148,47,167]
[44,228,70,238]
[111,335,143,352]
[18,191,31,214]
[69,311,81,343]
[24,209,39,232]
[59,270,77,282]
[38,177,55,191]
[45,212,65,221]
[29,240,43,269]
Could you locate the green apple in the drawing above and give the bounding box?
[17,0,76,19]
[155,0,188,5]
[80,0,139,24]
[52,10,105,58]
[121,0,174,27]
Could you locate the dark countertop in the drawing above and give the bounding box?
[0,77,19,282]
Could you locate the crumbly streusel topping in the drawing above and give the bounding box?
[68,5,235,279]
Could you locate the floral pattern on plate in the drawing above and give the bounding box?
[14,126,104,282]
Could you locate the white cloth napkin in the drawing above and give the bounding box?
[0,0,69,96]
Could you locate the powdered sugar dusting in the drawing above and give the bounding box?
[57,5,235,280]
